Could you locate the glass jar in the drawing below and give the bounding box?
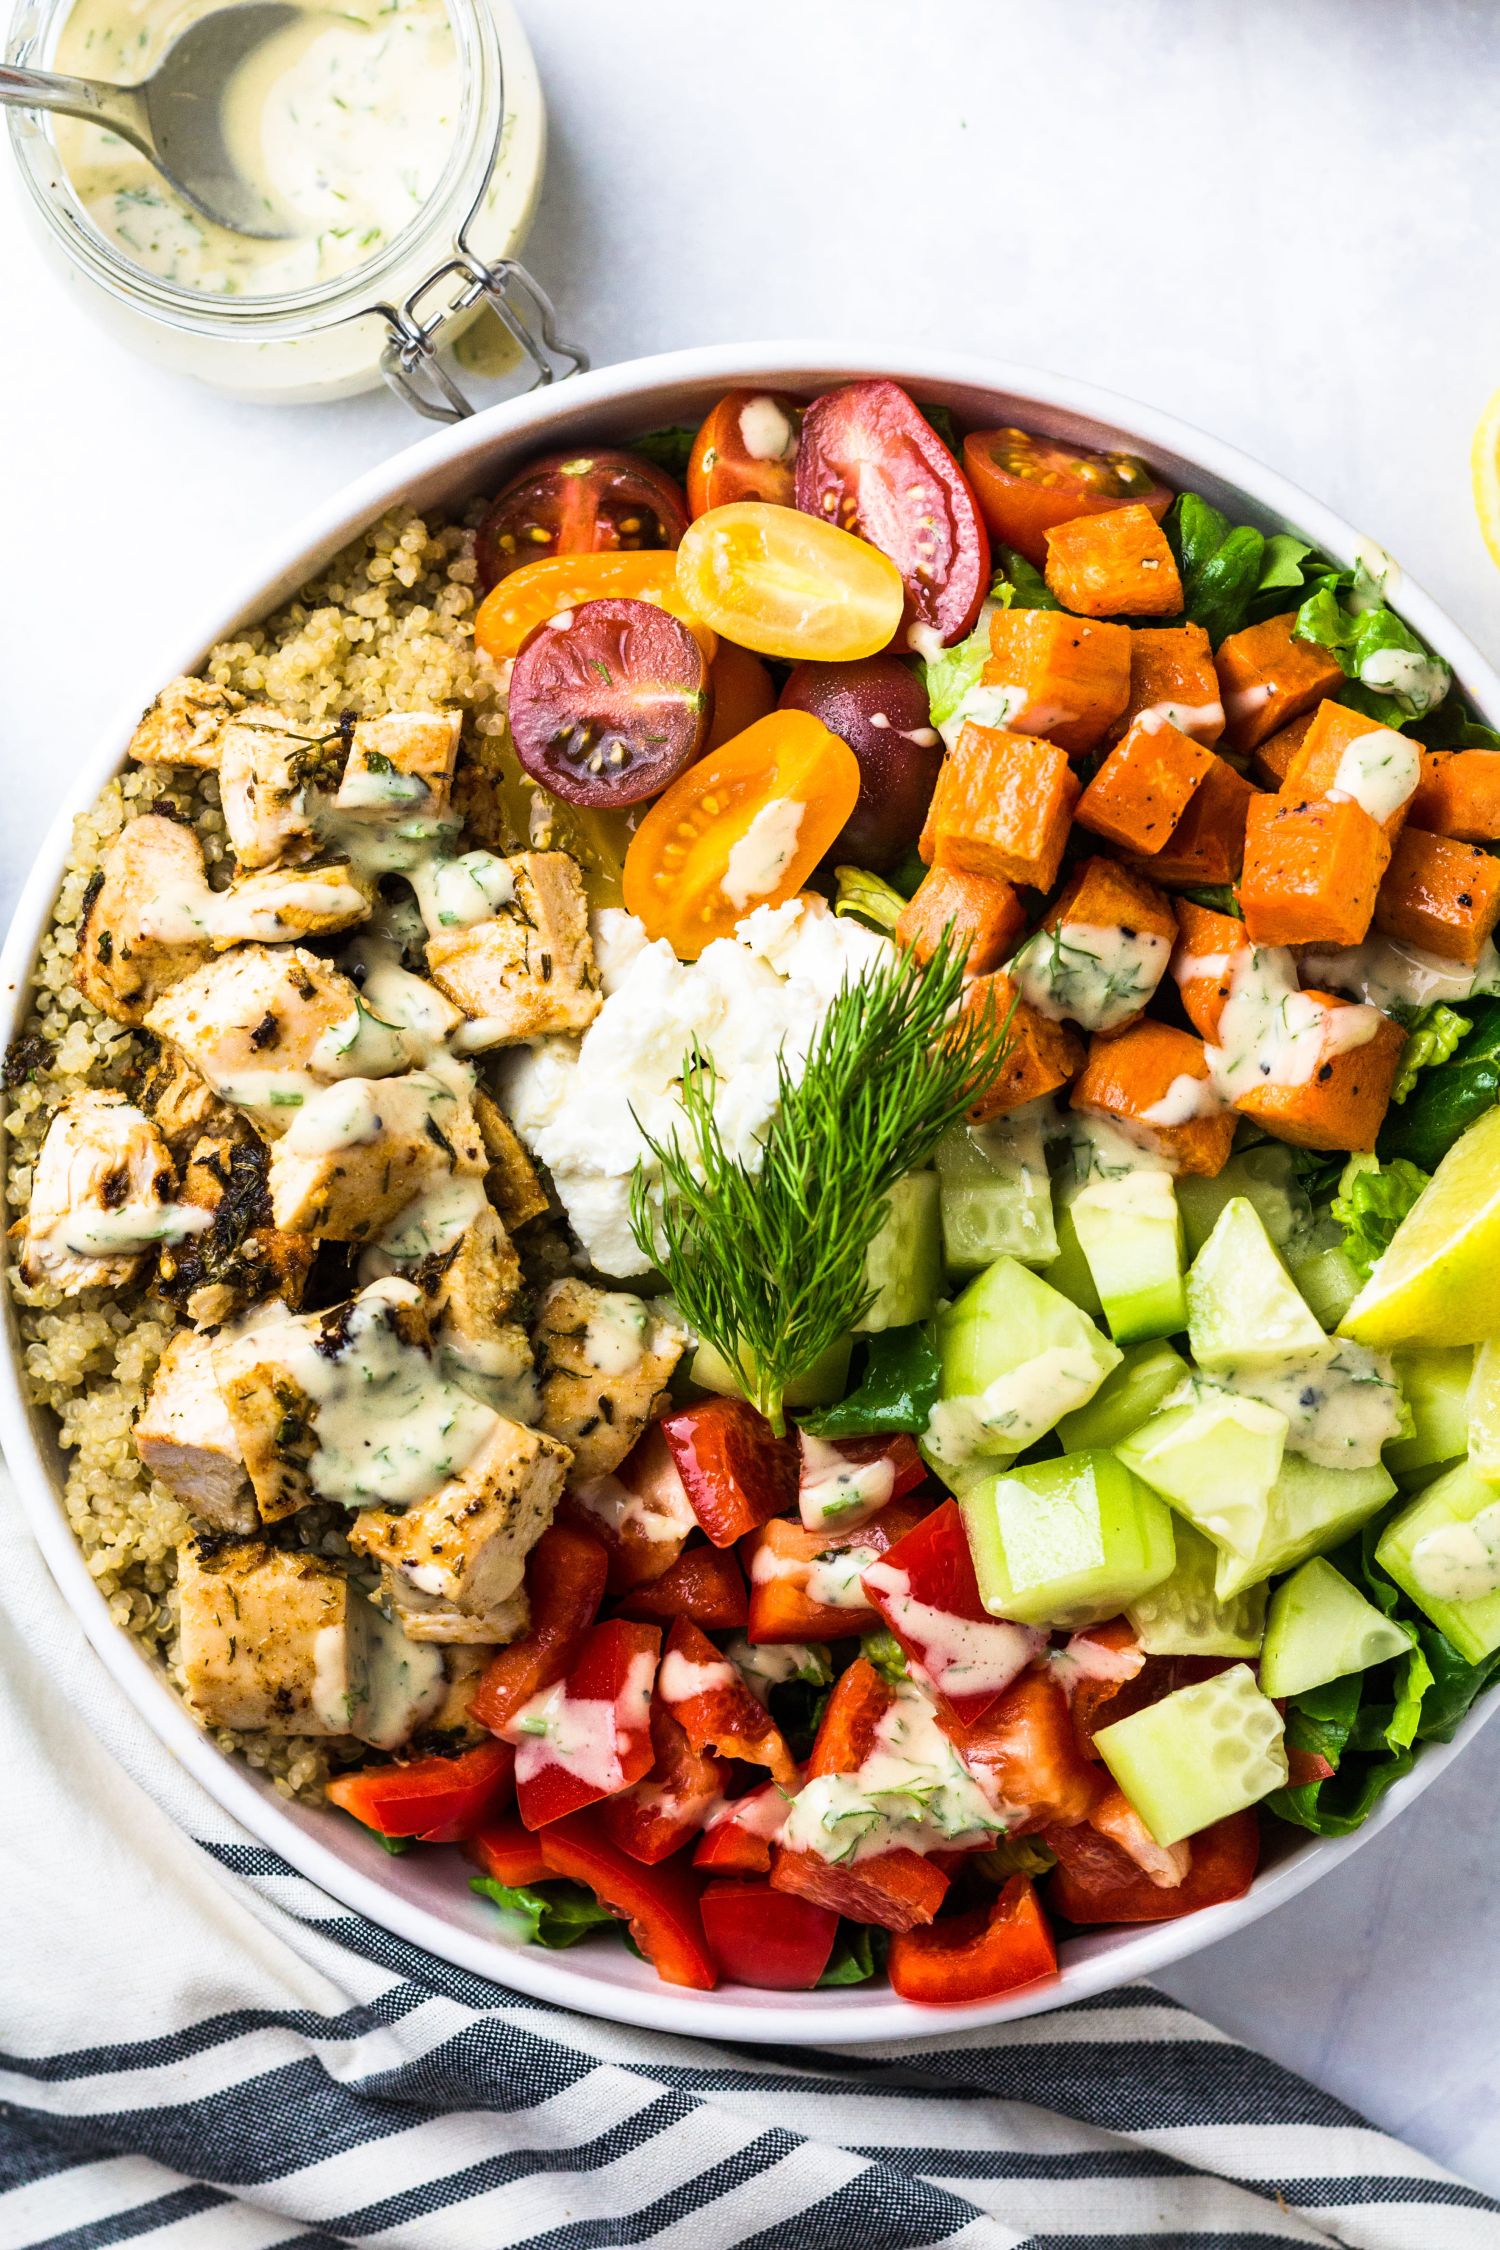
[3,0,584,411]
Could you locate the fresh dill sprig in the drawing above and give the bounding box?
[629,933,1013,1434]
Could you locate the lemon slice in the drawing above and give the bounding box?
[1340,1107,1500,1347]
[1472,387,1500,571]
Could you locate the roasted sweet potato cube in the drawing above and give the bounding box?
[1373,827,1500,966]
[1075,719,1214,856]
[1234,995,1405,1154]
[920,724,1079,890]
[1128,756,1257,890]
[1044,505,1183,619]
[1252,709,1317,790]
[895,865,1026,977]
[1171,901,1249,1042]
[1239,793,1390,948]
[1280,701,1424,838]
[964,971,1084,1119]
[1409,751,1500,842]
[1107,622,1225,747]
[1033,857,1176,1035]
[1070,1021,1235,1177]
[982,610,1131,756]
[1043,856,1177,949]
[1215,612,1346,752]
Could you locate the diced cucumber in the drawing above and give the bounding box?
[1186,1199,1326,1368]
[1041,1200,1104,1317]
[936,1113,1058,1273]
[1094,1664,1287,1846]
[1175,1145,1311,1260]
[1115,1382,1287,1558]
[1057,1339,1189,1453]
[960,1449,1176,1629]
[1376,1461,1500,1664]
[1125,1521,1267,1657]
[693,1332,852,1410]
[924,1257,1120,1490]
[1287,1242,1363,1332]
[1386,1347,1474,1480]
[1259,1558,1411,1698]
[1468,1340,1500,1484]
[1212,1455,1397,1600]
[860,1172,942,1332]
[1070,1171,1187,1345]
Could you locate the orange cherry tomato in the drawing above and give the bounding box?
[622,710,859,959]
[961,428,1172,569]
[675,503,904,663]
[687,390,803,515]
[704,640,776,750]
[474,551,717,666]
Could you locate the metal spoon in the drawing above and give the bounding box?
[0,3,314,239]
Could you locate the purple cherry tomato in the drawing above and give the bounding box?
[779,656,941,869]
[509,597,712,808]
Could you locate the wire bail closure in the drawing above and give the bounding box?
[375,244,586,421]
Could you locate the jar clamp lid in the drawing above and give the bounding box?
[374,241,586,422]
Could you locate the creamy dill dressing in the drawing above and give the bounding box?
[859,1560,1041,1702]
[797,1433,896,1531]
[52,0,462,296]
[1014,922,1171,1034]
[1223,1344,1405,1469]
[780,1679,1003,1863]
[1327,729,1420,825]
[924,1346,1111,1477]
[1203,947,1381,1102]
[1411,1503,1500,1604]
[1300,934,1500,1013]
[721,799,805,909]
[1133,698,1225,742]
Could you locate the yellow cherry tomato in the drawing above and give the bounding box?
[622,710,860,959]
[674,501,905,662]
[474,550,716,665]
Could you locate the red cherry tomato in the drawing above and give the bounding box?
[795,380,990,646]
[705,640,777,750]
[476,448,690,590]
[325,1739,514,1843]
[700,1881,839,1990]
[687,389,803,514]
[961,427,1172,569]
[887,1874,1057,2005]
[509,598,711,808]
[780,655,941,870]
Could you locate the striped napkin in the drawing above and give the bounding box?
[3,1483,1497,2250]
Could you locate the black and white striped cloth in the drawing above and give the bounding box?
[4,1488,1498,2250]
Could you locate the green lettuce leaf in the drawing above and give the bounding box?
[1330,1153,1430,1280]
[992,546,1060,611]
[860,1627,911,1685]
[1390,1003,1472,1104]
[470,1877,617,1949]
[832,866,906,934]
[631,424,696,478]
[817,1921,889,1986]
[1258,532,1315,592]
[1179,884,1243,917]
[1293,580,1451,722]
[799,1323,940,1438]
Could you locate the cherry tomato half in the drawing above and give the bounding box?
[688,390,803,514]
[779,655,941,870]
[705,641,776,751]
[476,449,690,590]
[622,710,859,959]
[675,502,904,663]
[474,551,717,666]
[795,380,990,647]
[961,427,1173,569]
[509,599,712,808]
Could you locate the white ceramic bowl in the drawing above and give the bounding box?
[6,343,1499,2045]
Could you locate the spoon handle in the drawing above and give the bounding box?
[0,63,151,156]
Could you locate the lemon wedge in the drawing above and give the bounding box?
[1340,1107,1500,1348]
[1472,387,1500,571]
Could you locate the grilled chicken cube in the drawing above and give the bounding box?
[144,945,362,1134]
[474,1088,549,1229]
[127,675,241,769]
[155,1128,315,1326]
[209,862,373,949]
[334,711,462,819]
[139,1044,231,1156]
[534,1278,686,1478]
[382,1575,531,1648]
[135,1331,254,1529]
[426,851,601,1046]
[396,1203,537,1418]
[18,1090,184,1294]
[218,708,337,870]
[176,1536,445,1744]
[76,814,215,1026]
[268,1070,486,1240]
[348,1414,570,1624]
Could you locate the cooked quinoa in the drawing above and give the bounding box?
[5,503,518,1803]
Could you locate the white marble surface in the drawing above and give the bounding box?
[5,0,1500,2197]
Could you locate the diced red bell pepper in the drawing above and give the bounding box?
[600,1700,729,1864]
[659,1396,797,1547]
[503,1618,660,1830]
[860,1497,1043,1727]
[692,1781,789,1873]
[887,1875,1057,2006]
[465,1816,549,1889]
[1087,1785,1191,1888]
[561,1425,699,1592]
[471,1520,609,1735]
[942,1667,1101,1833]
[807,1654,892,1774]
[1286,1746,1337,1789]
[1045,1809,1260,1925]
[796,1430,927,1531]
[539,1810,718,1989]
[771,1842,950,1933]
[743,1494,934,1642]
[1069,1638,1232,1759]
[700,1881,840,1989]
[326,1739,515,1843]
[615,1542,749,1630]
[658,1617,799,1788]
